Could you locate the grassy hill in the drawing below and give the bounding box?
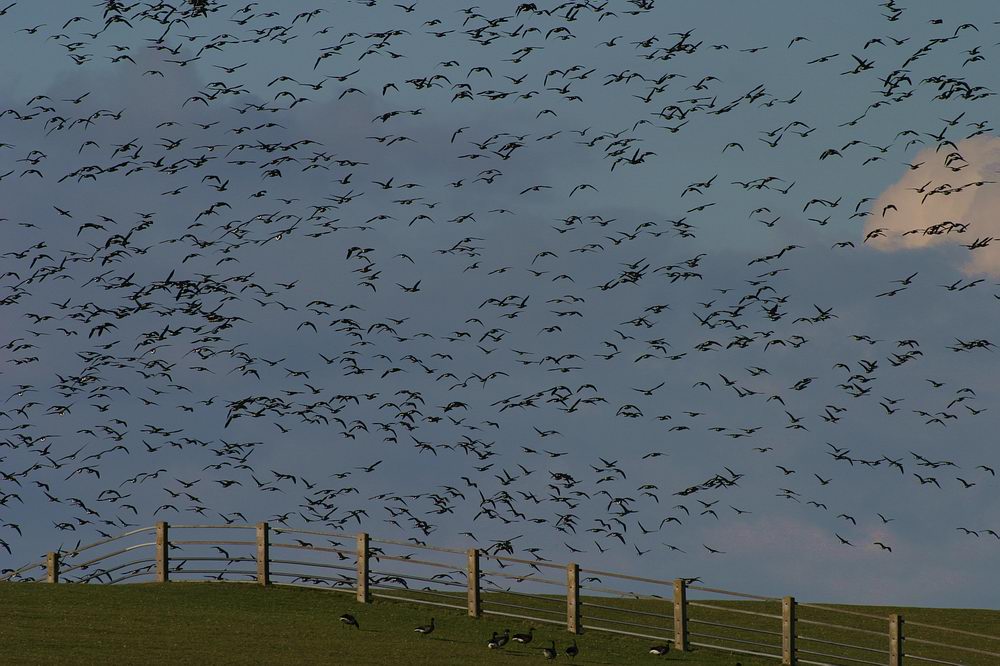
[2,582,998,665]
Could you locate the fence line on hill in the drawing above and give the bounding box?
[3,521,998,666]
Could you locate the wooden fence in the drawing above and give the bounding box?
[4,522,999,666]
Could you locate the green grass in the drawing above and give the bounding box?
[577,595,1000,666]
[2,582,998,665]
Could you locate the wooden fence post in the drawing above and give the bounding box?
[46,552,60,583]
[566,562,581,634]
[674,578,689,651]
[782,596,797,665]
[256,522,270,586]
[467,548,481,617]
[889,614,903,666]
[155,521,169,583]
[356,532,370,603]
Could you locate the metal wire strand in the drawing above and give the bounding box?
[795,647,891,666]
[687,631,781,651]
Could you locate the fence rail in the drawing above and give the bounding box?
[4,521,999,665]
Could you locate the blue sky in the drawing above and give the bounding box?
[2,1,1000,608]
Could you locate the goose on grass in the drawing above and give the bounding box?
[512,626,535,645]
[541,641,557,660]
[565,639,578,659]
[649,643,671,656]
[487,629,510,649]
[338,613,359,629]
[414,618,435,635]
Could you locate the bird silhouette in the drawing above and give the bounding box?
[0,0,994,613]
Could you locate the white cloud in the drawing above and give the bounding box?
[865,136,1000,275]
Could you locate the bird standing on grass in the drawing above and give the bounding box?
[565,639,578,659]
[513,626,535,645]
[339,613,359,629]
[414,618,435,635]
[541,640,557,659]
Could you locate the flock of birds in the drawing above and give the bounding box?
[1,0,1000,604]
[337,612,689,661]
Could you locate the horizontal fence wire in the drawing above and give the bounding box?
[281,578,354,588]
[688,640,782,661]
[480,553,565,570]
[0,529,159,581]
[795,647,888,665]
[270,527,351,539]
[76,558,156,583]
[167,560,240,575]
[581,600,673,621]
[269,571,354,585]
[688,630,782,651]
[480,586,564,606]
[170,555,250,562]
[1,559,46,580]
[369,536,466,554]
[797,602,887,621]
[274,581,353,594]
[169,524,256,530]
[907,620,1000,642]
[687,584,779,601]
[176,569,257,585]
[268,559,356,573]
[578,582,655,598]
[370,583,466,609]
[371,554,460,570]
[795,617,888,637]
[174,556,255,564]
[369,569,467,589]
[796,633,890,655]
[372,592,466,612]
[482,608,566,627]
[904,636,1000,658]
[368,583,464,602]
[484,599,565,617]
[110,570,158,585]
[903,653,969,666]
[688,617,783,637]
[578,568,676,587]
[481,591,564,608]
[170,540,256,547]
[270,543,355,557]
[582,614,672,634]
[688,601,782,620]
[63,526,158,558]
[479,569,565,587]
[581,623,671,642]
[60,542,156,574]
[167,568,257,577]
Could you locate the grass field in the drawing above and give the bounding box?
[2,582,999,665]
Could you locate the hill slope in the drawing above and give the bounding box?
[1,582,768,665]
[3,582,999,664]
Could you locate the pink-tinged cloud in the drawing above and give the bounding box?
[865,136,1000,275]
